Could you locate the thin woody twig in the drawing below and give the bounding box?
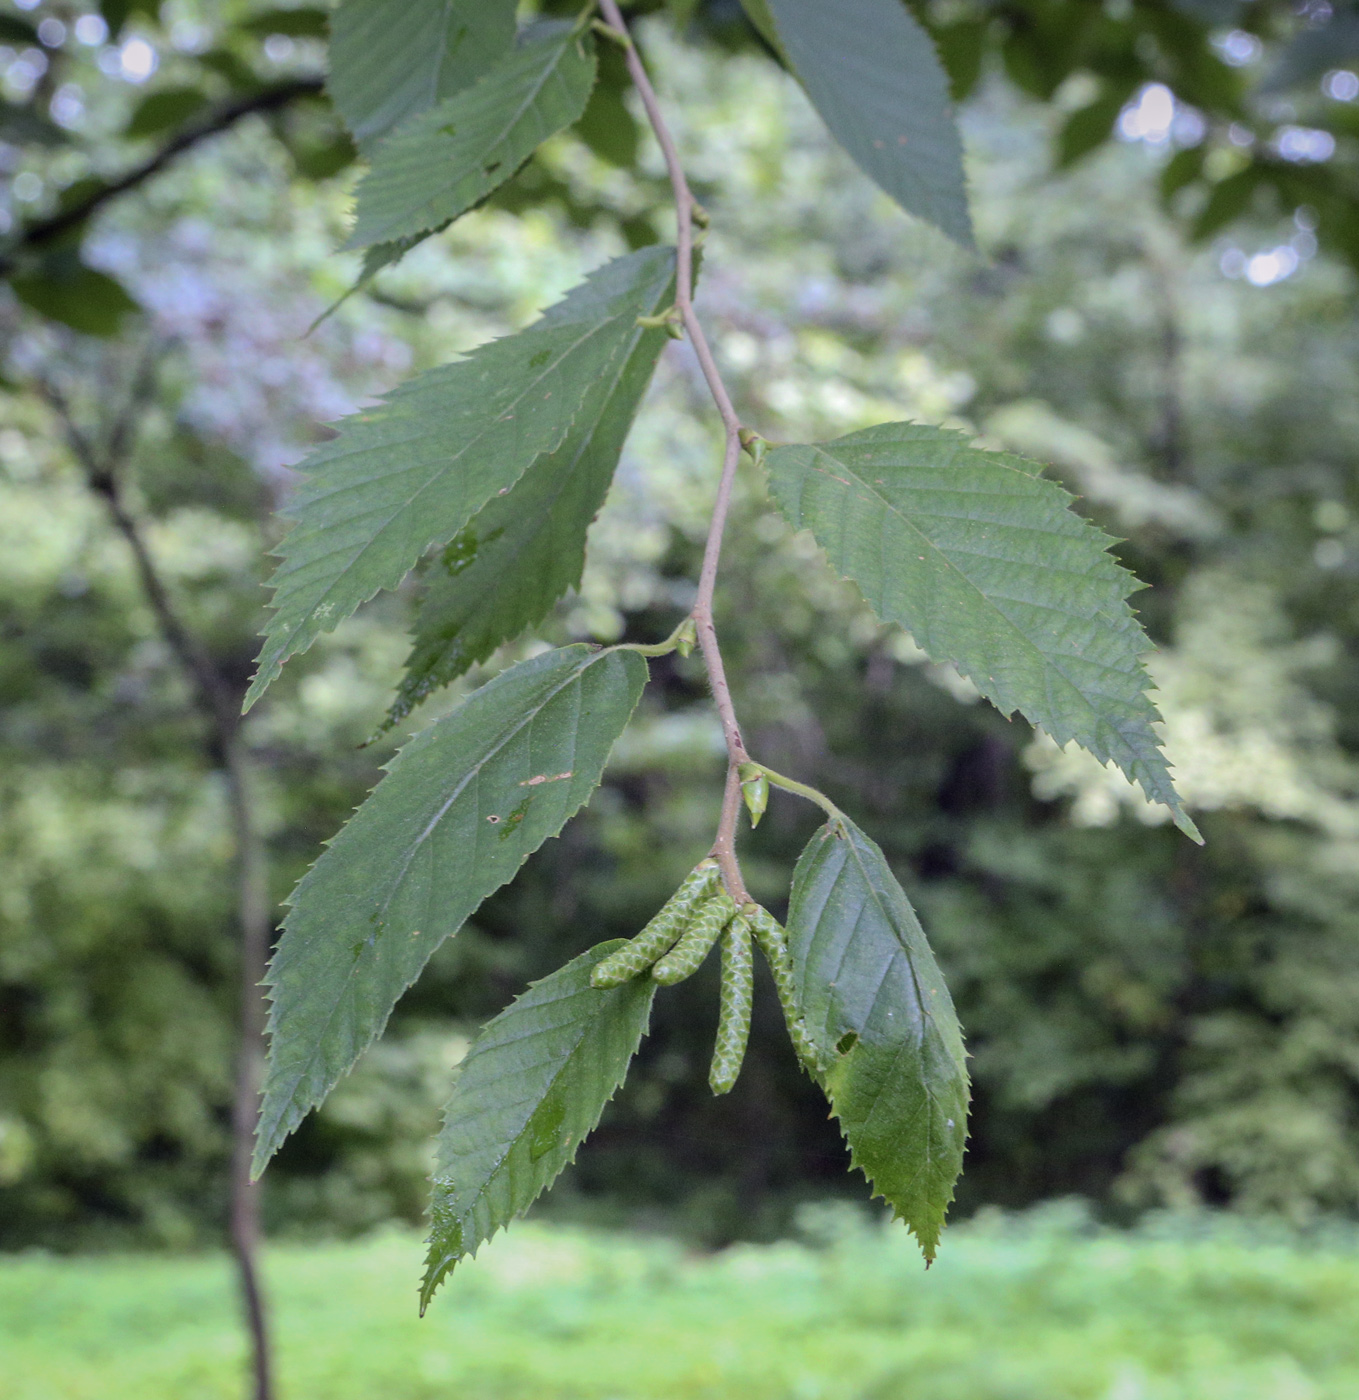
[597,0,752,903]
[36,365,276,1400]
[0,78,324,278]
[38,369,237,737]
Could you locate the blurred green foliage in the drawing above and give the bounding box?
[5,1212,1359,1398]
[1,4,1358,1252]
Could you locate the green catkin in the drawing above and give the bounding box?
[708,915,754,1095]
[745,903,823,1074]
[651,893,737,984]
[590,859,719,988]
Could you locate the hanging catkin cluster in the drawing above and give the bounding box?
[591,859,822,1092]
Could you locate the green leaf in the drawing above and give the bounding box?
[575,40,638,170]
[244,247,672,710]
[253,644,648,1173]
[765,422,1199,839]
[196,47,265,93]
[787,816,968,1261]
[764,0,972,246]
[1192,166,1265,243]
[384,245,677,728]
[1160,145,1205,202]
[1056,81,1137,169]
[0,97,69,148]
[238,6,329,39]
[328,0,517,149]
[100,0,159,41]
[0,17,39,45]
[421,941,655,1309]
[345,28,597,251]
[10,262,140,337]
[124,87,210,140]
[932,18,988,103]
[290,131,358,182]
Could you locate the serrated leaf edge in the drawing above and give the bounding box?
[767,425,1200,840]
[381,251,679,728]
[797,819,970,1263]
[345,28,598,251]
[419,940,653,1309]
[243,274,644,712]
[252,646,647,1172]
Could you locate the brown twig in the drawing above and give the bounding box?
[598,0,752,903]
[37,363,276,1400]
[0,78,324,278]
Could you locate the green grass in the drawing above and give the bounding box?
[4,1209,1359,1399]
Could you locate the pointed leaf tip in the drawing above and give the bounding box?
[245,246,674,709]
[765,0,972,247]
[346,28,597,250]
[253,645,647,1172]
[382,244,679,728]
[765,421,1195,833]
[420,941,656,1308]
[788,816,968,1260]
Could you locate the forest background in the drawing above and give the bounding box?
[2,0,1359,1259]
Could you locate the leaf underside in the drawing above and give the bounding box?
[421,942,655,1311]
[328,0,517,150]
[765,0,972,247]
[244,245,674,711]
[787,816,969,1261]
[253,645,648,1174]
[765,422,1198,838]
[383,250,679,729]
[346,27,597,251]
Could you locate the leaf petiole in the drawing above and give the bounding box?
[589,18,632,49]
[745,761,844,821]
[611,614,701,660]
[635,306,685,338]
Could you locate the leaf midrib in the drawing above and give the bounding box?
[364,34,582,244]
[834,859,956,1224]
[843,832,934,1050]
[443,987,603,1217]
[408,317,660,683]
[846,1036,950,1234]
[801,447,1151,740]
[266,652,606,1141]
[272,311,631,657]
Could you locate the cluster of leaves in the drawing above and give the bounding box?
[5,7,1359,1253]
[0,1,343,333]
[5,0,1359,339]
[921,0,1359,268]
[225,0,1201,1304]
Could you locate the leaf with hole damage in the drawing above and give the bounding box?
[328,0,517,149]
[787,815,968,1261]
[244,247,670,710]
[253,644,648,1173]
[345,27,596,250]
[765,422,1198,838]
[383,245,677,729]
[765,0,972,245]
[421,942,655,1309]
